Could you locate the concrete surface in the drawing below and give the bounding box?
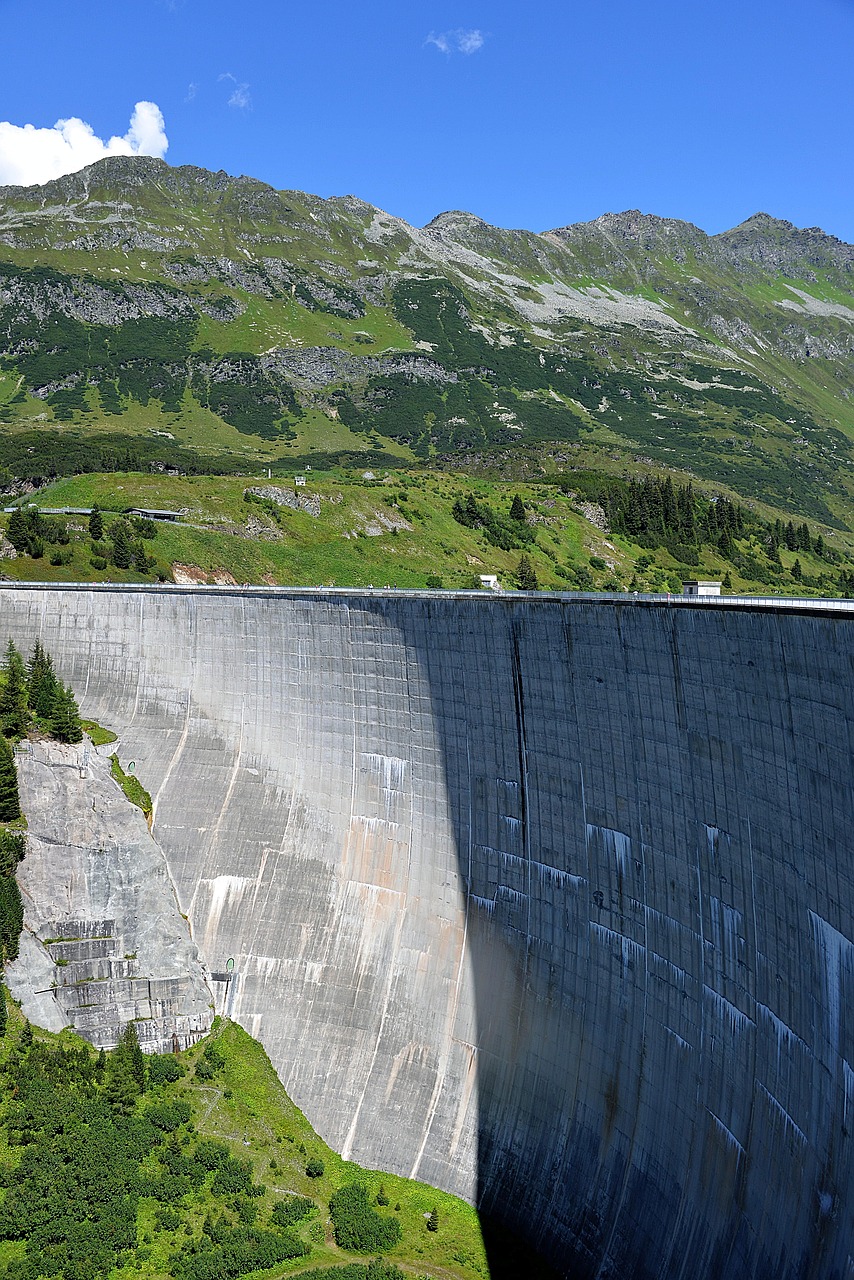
[0,585,851,1279]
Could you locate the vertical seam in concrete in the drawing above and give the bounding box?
[409,644,473,1181]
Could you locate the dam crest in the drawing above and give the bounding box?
[1,584,852,1280]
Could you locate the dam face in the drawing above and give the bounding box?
[1,585,852,1279]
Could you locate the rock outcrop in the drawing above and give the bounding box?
[7,736,212,1051]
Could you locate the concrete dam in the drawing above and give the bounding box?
[1,584,852,1280]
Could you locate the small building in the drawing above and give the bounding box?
[682,580,721,598]
[480,574,501,592]
[294,475,306,487]
[128,508,181,522]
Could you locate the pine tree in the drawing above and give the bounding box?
[6,509,28,553]
[427,1208,439,1232]
[718,528,734,559]
[0,876,23,962]
[122,1021,147,1093]
[792,558,803,582]
[49,684,83,744]
[509,494,526,522]
[104,1022,145,1112]
[110,522,134,570]
[0,736,21,822]
[26,640,58,719]
[722,571,733,590]
[132,541,151,574]
[0,640,28,738]
[89,504,103,541]
[0,984,6,1039]
[517,555,539,591]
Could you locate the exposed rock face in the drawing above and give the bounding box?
[244,484,322,517]
[6,736,212,1051]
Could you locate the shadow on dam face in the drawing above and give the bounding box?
[0,587,852,1280]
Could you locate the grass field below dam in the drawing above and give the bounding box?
[0,1002,558,1280]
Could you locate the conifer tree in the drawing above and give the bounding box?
[517,554,539,591]
[0,735,21,822]
[110,521,134,570]
[26,640,58,719]
[509,494,526,522]
[0,640,28,737]
[6,509,28,552]
[89,503,103,541]
[49,683,83,744]
[0,984,6,1039]
[123,1020,147,1093]
[0,875,23,961]
[104,1023,144,1112]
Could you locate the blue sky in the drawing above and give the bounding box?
[0,0,852,240]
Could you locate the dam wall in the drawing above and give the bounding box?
[0,585,851,1279]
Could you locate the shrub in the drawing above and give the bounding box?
[271,1196,315,1229]
[148,1055,186,1087]
[145,1100,192,1132]
[91,555,108,571]
[212,1156,254,1196]
[589,555,607,570]
[329,1183,403,1252]
[156,1206,181,1231]
[306,1156,325,1178]
[193,1139,230,1171]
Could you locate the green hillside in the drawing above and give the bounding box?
[0,156,853,587]
[0,1002,555,1280]
[3,464,854,597]
[0,154,850,588]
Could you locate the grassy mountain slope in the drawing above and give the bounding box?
[2,464,851,598]
[0,157,852,537]
[0,1000,556,1280]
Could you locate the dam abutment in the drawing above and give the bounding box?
[0,584,851,1279]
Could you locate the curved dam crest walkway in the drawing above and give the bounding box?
[0,583,852,1280]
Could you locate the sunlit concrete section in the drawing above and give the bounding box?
[0,585,852,1280]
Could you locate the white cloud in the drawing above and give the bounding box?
[456,29,485,53]
[185,82,198,103]
[219,72,251,110]
[0,101,168,188]
[426,28,485,55]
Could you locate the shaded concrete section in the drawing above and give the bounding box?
[0,586,852,1279]
[6,737,212,1051]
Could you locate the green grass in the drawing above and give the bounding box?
[11,464,854,598]
[82,719,118,746]
[110,753,153,819]
[0,997,521,1280]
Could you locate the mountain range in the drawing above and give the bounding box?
[0,156,852,529]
